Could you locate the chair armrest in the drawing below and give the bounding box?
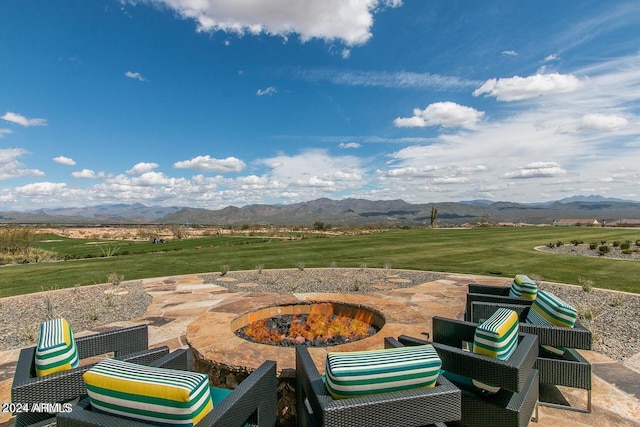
[12,346,169,405]
[520,320,592,350]
[467,284,511,296]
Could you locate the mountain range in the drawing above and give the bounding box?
[1,196,639,226]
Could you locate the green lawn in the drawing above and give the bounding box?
[1,227,639,297]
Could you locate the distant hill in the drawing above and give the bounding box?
[2,197,639,226]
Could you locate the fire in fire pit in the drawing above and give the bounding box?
[234,302,385,347]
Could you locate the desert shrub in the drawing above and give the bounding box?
[546,242,555,248]
[620,242,630,250]
[220,264,230,276]
[571,239,583,246]
[636,240,640,247]
[589,242,597,250]
[622,249,633,255]
[556,240,564,247]
[612,241,621,247]
[578,277,594,293]
[107,272,124,286]
[598,245,610,255]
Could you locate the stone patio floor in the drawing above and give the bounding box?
[1,271,639,426]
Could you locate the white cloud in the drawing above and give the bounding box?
[125,71,147,81]
[473,72,583,101]
[394,102,484,128]
[339,142,361,149]
[544,54,558,62]
[15,182,67,196]
[299,69,481,90]
[174,155,246,172]
[1,111,47,127]
[141,0,403,46]
[72,169,106,179]
[341,48,351,59]
[578,113,629,132]
[127,162,159,174]
[0,129,12,138]
[0,148,45,180]
[259,149,365,194]
[502,50,517,56]
[502,162,568,179]
[53,156,76,166]
[256,86,277,96]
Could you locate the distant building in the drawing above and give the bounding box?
[553,219,600,226]
[609,219,640,227]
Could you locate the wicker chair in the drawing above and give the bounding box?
[56,349,278,427]
[295,344,461,427]
[390,316,539,427]
[470,301,592,413]
[11,324,169,427]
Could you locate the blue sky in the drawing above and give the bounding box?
[2,0,640,211]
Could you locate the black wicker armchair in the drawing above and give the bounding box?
[11,324,169,427]
[470,301,592,413]
[57,349,278,427]
[390,316,539,427]
[295,344,461,427]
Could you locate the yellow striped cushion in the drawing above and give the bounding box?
[509,274,537,300]
[83,358,213,426]
[35,318,79,377]
[526,290,577,355]
[472,308,519,393]
[325,345,441,399]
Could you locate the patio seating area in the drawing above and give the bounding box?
[1,271,639,426]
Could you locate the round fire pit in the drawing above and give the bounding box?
[233,302,385,347]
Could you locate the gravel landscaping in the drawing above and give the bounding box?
[2,267,639,363]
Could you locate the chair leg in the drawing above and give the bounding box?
[538,388,591,413]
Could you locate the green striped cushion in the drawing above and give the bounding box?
[325,345,441,399]
[526,290,577,355]
[35,318,79,377]
[472,308,519,393]
[509,274,537,300]
[83,358,213,426]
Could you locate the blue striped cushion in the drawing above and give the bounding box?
[509,274,537,300]
[472,308,519,393]
[83,358,213,426]
[35,318,79,377]
[526,290,577,355]
[325,345,441,399]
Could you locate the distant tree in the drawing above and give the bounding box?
[168,225,187,240]
[0,226,37,255]
[430,205,438,228]
[313,221,328,231]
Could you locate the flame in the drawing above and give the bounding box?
[242,303,375,345]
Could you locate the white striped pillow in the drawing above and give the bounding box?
[509,274,537,300]
[83,358,213,426]
[35,318,79,377]
[472,308,519,393]
[526,290,577,355]
[324,344,441,399]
